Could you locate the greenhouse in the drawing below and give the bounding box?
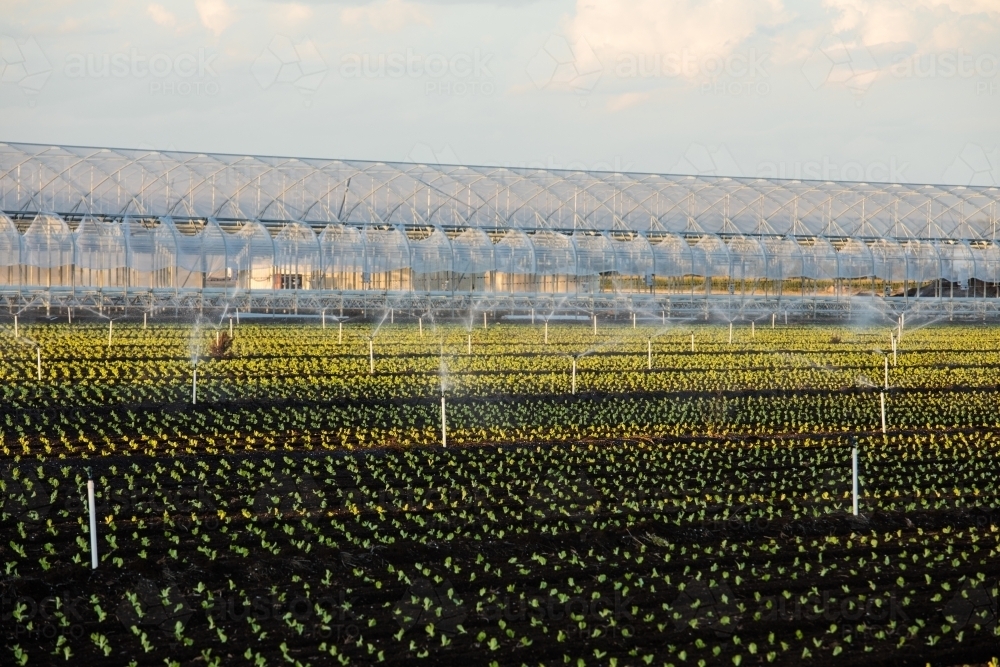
[1,141,999,319]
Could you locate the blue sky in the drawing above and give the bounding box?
[1,0,998,184]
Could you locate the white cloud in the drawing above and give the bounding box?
[147,3,176,28]
[196,0,235,37]
[341,0,431,33]
[607,91,649,112]
[822,0,1000,51]
[567,0,788,65]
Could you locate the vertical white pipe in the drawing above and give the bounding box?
[632,312,636,329]
[441,394,447,447]
[771,312,775,329]
[192,366,198,404]
[593,315,597,335]
[483,312,487,330]
[893,341,897,366]
[339,321,343,344]
[728,322,733,345]
[36,347,41,381]
[419,317,423,337]
[69,308,72,325]
[229,318,233,337]
[369,339,374,373]
[322,310,326,329]
[647,339,652,370]
[235,310,240,326]
[216,331,220,346]
[531,308,534,325]
[467,334,471,355]
[14,315,18,338]
[662,311,665,325]
[571,358,576,394]
[880,392,887,434]
[691,333,695,352]
[143,312,146,330]
[87,478,98,569]
[884,356,888,389]
[544,321,548,344]
[390,308,393,325]
[751,321,755,338]
[108,320,113,348]
[785,311,788,325]
[852,443,859,516]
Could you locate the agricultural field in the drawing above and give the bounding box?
[2,317,1000,666]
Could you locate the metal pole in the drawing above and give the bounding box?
[87,476,98,569]
[647,339,652,370]
[419,317,423,337]
[544,321,548,344]
[13,315,17,338]
[322,310,326,329]
[36,347,41,381]
[143,312,146,329]
[593,314,597,335]
[229,318,233,337]
[691,333,695,352]
[751,321,755,338]
[884,356,888,389]
[771,312,775,329]
[108,320,113,348]
[632,312,636,329]
[729,322,733,345]
[192,365,198,404]
[851,439,859,516]
[369,339,374,373]
[467,334,471,355]
[571,358,576,394]
[339,321,343,344]
[483,312,487,330]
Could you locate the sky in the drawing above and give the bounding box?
[1,0,998,185]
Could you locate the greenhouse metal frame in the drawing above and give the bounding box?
[2,141,999,321]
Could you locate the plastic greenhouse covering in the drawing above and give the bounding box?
[0,142,998,293]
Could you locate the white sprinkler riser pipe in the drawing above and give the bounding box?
[441,395,447,447]
[544,321,548,344]
[531,308,534,325]
[192,367,197,404]
[14,315,18,338]
[751,321,755,338]
[484,312,487,330]
[69,308,72,325]
[852,445,859,516]
[143,313,146,329]
[772,313,775,328]
[632,313,636,329]
[390,309,393,324]
[229,318,233,337]
[881,392,887,434]
[369,339,374,373]
[571,358,576,394]
[108,320,112,347]
[88,480,98,569]
[647,339,652,370]
[884,357,888,389]
[691,333,695,352]
[322,311,326,329]
[593,315,597,335]
[467,334,471,354]
[339,322,343,344]
[36,348,41,381]
[419,318,423,337]
[729,322,733,344]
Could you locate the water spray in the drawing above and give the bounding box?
[87,468,98,569]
